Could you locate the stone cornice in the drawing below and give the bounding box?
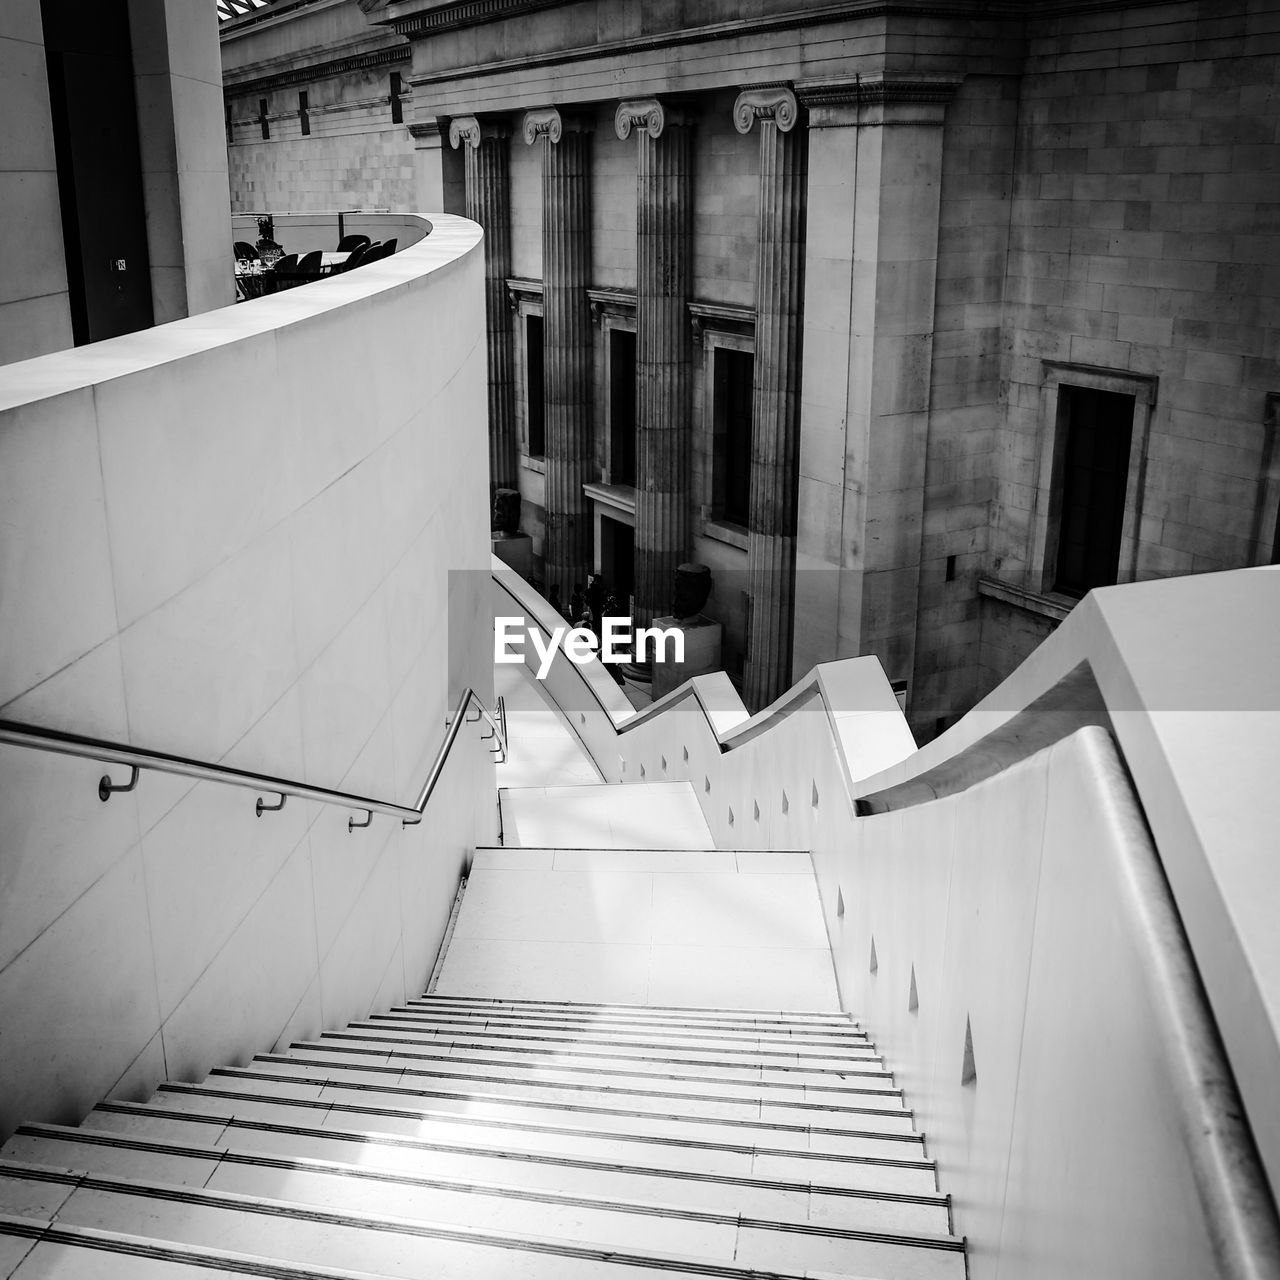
[407,119,444,140]
[400,2,1015,91]
[586,287,636,324]
[689,301,755,344]
[797,73,962,108]
[384,0,564,39]
[506,277,544,311]
[223,44,409,98]
[733,85,799,135]
[380,0,1027,42]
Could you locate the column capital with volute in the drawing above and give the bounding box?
[733,85,799,135]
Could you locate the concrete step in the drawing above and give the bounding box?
[411,991,855,1027]
[392,1000,869,1046]
[249,1053,909,1124]
[0,1212,394,1280]
[4,1123,953,1241]
[329,1024,891,1083]
[289,1036,901,1101]
[0,1164,965,1279]
[357,1013,880,1067]
[128,1086,935,1186]
[199,1065,921,1145]
[83,1102,941,1196]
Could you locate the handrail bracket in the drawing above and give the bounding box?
[99,765,140,803]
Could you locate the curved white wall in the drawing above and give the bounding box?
[0,214,496,1139]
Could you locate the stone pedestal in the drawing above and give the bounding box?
[525,107,593,597]
[735,86,807,712]
[451,115,518,490]
[617,98,693,627]
[491,530,534,578]
[650,615,723,702]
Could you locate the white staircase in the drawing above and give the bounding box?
[0,994,964,1279]
[0,666,965,1277]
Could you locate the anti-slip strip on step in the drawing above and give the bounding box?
[361,1017,882,1065]
[0,1155,960,1251]
[257,1054,907,1117]
[0,1163,966,1259]
[0,1211,868,1280]
[298,1038,900,1097]
[412,992,855,1023]
[0,1212,392,1280]
[399,1000,865,1037]
[325,1029,893,1081]
[387,1007,871,1048]
[207,1067,919,1140]
[81,1108,942,1197]
[152,1086,933,1167]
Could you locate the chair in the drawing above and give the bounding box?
[361,241,394,265]
[337,233,370,253]
[338,243,372,272]
[234,241,258,261]
[295,250,323,277]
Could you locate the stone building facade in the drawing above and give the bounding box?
[222,0,1280,734]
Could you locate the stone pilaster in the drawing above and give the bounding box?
[790,74,959,720]
[735,86,807,712]
[524,107,593,595]
[616,98,694,625]
[451,115,517,491]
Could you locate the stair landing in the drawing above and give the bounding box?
[435,847,840,1009]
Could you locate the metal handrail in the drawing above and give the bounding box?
[0,686,505,833]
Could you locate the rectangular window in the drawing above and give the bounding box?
[609,328,636,486]
[1054,385,1135,596]
[526,313,545,457]
[714,348,754,528]
[258,97,269,140]
[298,91,309,136]
[390,72,403,125]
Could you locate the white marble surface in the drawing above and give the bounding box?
[435,848,838,1011]
[500,782,714,850]
[494,661,600,788]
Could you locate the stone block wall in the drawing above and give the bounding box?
[909,75,1020,736]
[993,8,1279,589]
[228,71,415,215]
[692,93,759,308]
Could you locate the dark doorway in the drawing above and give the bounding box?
[42,0,154,345]
[600,517,635,608]
[1054,385,1135,596]
[526,313,545,456]
[609,328,636,486]
[714,348,754,528]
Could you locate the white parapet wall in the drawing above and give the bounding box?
[492,560,1280,1280]
[0,214,496,1140]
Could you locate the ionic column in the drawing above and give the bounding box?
[616,98,693,625]
[524,107,593,595]
[735,86,808,711]
[450,115,517,491]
